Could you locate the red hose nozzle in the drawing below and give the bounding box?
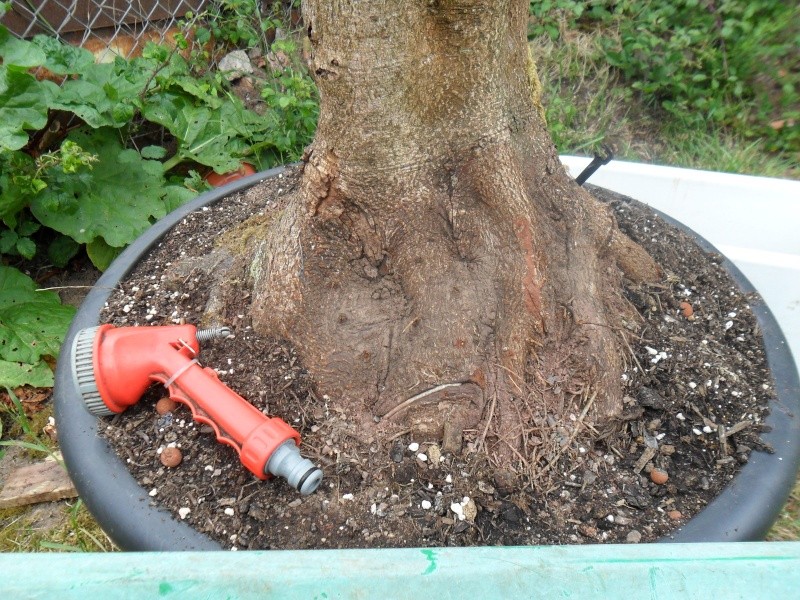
[70,324,322,494]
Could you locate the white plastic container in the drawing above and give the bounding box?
[561,156,800,370]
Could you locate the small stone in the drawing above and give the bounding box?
[578,523,597,539]
[218,50,254,81]
[668,510,683,521]
[417,453,428,462]
[462,498,477,523]
[626,530,642,543]
[224,507,235,516]
[427,444,442,463]
[156,397,178,415]
[408,442,420,452]
[390,442,404,462]
[650,468,669,485]
[493,469,517,497]
[178,507,191,519]
[421,500,432,510]
[160,446,182,468]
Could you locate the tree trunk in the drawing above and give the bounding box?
[244,0,660,454]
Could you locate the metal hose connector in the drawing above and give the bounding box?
[196,326,232,343]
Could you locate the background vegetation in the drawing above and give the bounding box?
[0,0,797,550]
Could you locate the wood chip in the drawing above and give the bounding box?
[633,447,657,474]
[722,420,753,438]
[718,424,728,455]
[442,421,463,454]
[0,459,78,508]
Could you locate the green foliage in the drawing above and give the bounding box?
[0,65,58,151]
[205,0,283,54]
[0,266,74,388]
[0,2,318,388]
[529,1,799,158]
[259,39,319,163]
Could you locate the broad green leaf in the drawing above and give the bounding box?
[141,145,167,159]
[0,359,53,388]
[51,63,143,128]
[142,90,255,173]
[0,66,58,151]
[30,33,95,75]
[162,184,197,213]
[47,235,80,268]
[30,128,168,247]
[0,265,75,364]
[86,237,122,271]
[0,26,46,68]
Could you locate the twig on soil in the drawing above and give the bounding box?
[533,391,597,481]
[382,382,464,421]
[619,330,646,376]
[633,447,657,473]
[36,285,115,291]
[690,402,718,429]
[387,428,412,442]
[723,420,753,437]
[477,391,498,454]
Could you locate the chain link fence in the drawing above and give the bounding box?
[3,0,208,60]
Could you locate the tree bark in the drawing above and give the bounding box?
[244,0,660,451]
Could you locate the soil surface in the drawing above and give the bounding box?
[99,166,773,549]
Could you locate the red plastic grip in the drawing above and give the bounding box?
[91,324,300,479]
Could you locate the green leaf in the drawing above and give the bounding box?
[0,359,53,388]
[16,220,40,237]
[47,234,80,268]
[15,236,36,259]
[51,63,142,129]
[0,265,75,364]
[0,26,46,68]
[30,128,169,247]
[29,34,95,75]
[141,145,167,159]
[141,90,258,173]
[0,229,17,253]
[85,237,122,271]
[0,151,38,223]
[0,66,58,151]
[162,184,197,213]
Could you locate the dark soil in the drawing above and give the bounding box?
[99,166,773,549]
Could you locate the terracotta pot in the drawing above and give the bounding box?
[203,163,257,187]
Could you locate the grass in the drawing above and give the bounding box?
[1,12,798,553]
[0,500,114,552]
[768,480,800,541]
[532,29,799,179]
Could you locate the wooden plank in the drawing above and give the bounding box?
[0,542,799,598]
[0,458,77,508]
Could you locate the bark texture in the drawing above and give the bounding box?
[245,0,660,449]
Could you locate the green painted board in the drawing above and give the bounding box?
[1,542,798,598]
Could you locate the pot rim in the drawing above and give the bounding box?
[54,166,800,550]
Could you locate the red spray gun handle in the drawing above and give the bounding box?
[71,324,322,495]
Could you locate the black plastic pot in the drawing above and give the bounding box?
[54,167,800,550]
